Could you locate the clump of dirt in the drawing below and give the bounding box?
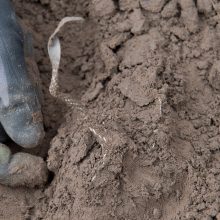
[1,0,220,219]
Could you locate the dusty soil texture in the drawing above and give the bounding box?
[1,0,220,219]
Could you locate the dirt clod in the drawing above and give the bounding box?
[140,0,167,13]
[6,153,48,188]
[91,0,116,17]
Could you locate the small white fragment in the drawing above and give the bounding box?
[91,175,96,182]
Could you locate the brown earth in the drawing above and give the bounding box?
[1,0,220,219]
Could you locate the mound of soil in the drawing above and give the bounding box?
[1,0,220,219]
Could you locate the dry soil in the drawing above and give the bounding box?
[1,0,220,219]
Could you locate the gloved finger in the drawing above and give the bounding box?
[0,0,45,148]
[0,143,48,188]
[0,105,45,149]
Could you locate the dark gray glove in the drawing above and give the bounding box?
[0,0,48,187]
